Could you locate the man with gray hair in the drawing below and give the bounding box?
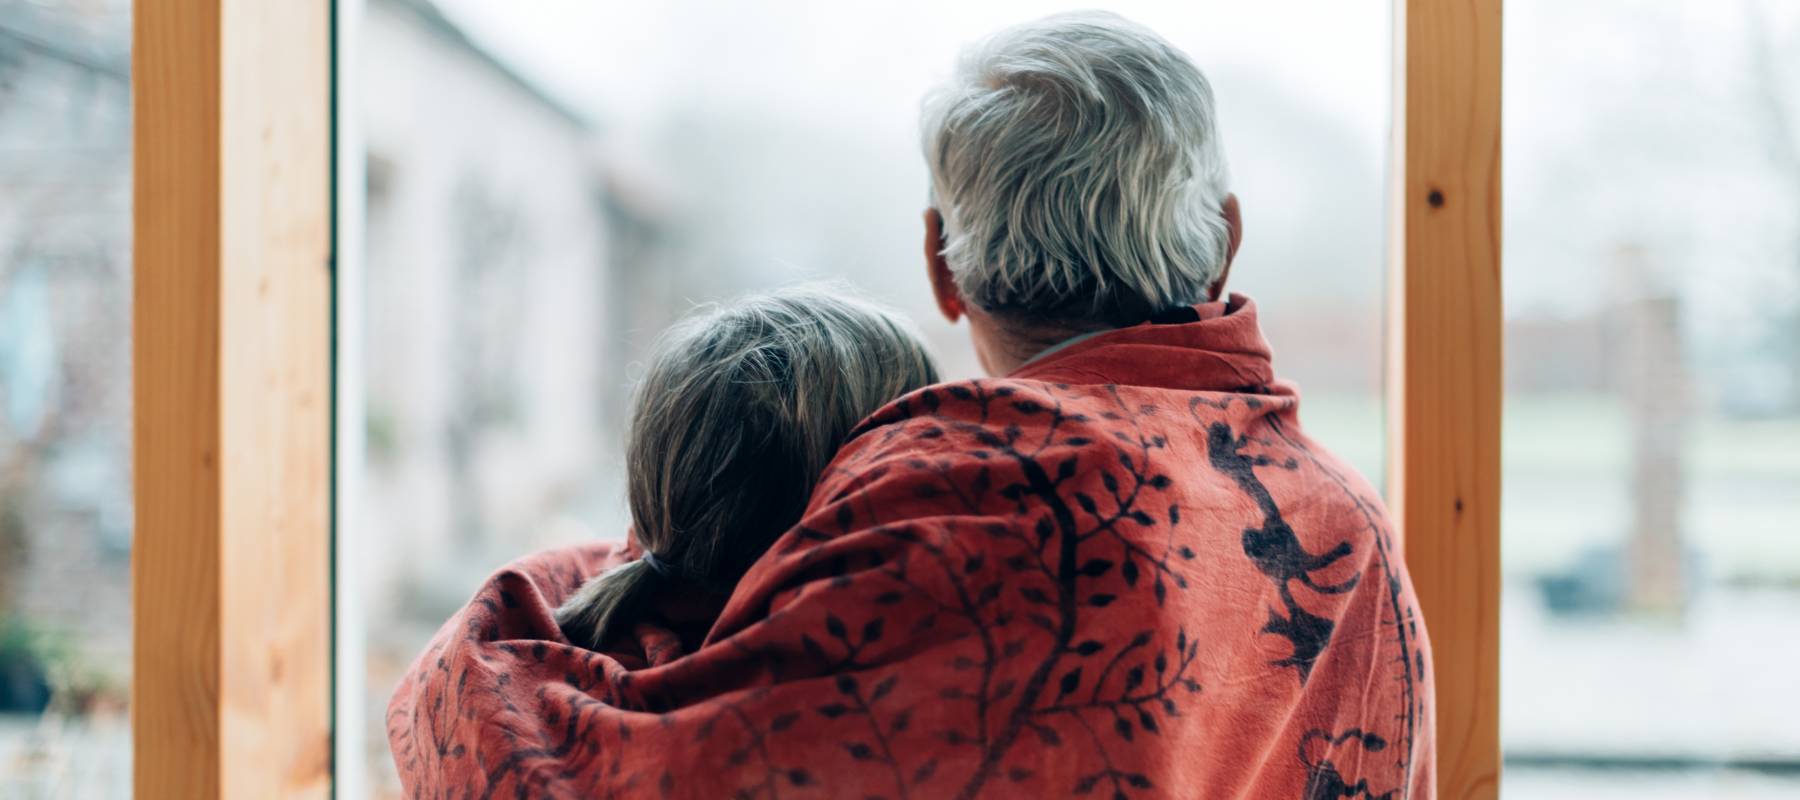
[390,12,1434,799]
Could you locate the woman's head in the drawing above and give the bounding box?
[557,285,938,648]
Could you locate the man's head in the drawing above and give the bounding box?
[920,11,1242,374]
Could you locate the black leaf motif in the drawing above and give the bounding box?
[1124,666,1145,690]
[993,679,1017,700]
[947,385,973,400]
[1019,587,1053,605]
[863,617,886,643]
[1153,579,1167,606]
[1101,471,1119,492]
[1057,458,1078,480]
[1079,559,1114,578]
[1012,400,1044,414]
[1138,710,1159,734]
[890,708,912,732]
[972,467,991,497]
[1035,516,1055,546]
[845,742,874,760]
[770,712,800,731]
[1074,774,1100,794]
[1057,667,1083,698]
[788,769,813,786]
[976,582,1003,605]
[826,615,848,640]
[1169,505,1181,526]
[963,555,984,574]
[818,703,849,718]
[913,760,939,783]
[1075,493,1098,514]
[1074,640,1105,656]
[1088,594,1117,608]
[1008,767,1034,782]
[1129,510,1155,526]
[1149,474,1172,489]
[1114,715,1134,741]
[871,675,897,701]
[1127,773,1153,789]
[1031,723,1063,746]
[835,674,859,695]
[1178,545,1196,559]
[801,634,829,662]
[875,591,905,605]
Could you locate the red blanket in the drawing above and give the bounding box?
[388,295,1434,799]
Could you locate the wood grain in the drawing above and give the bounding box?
[133,0,332,796]
[1386,1,1504,798]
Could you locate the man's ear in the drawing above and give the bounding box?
[924,208,964,323]
[1207,193,1244,302]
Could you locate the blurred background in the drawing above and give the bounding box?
[0,0,1796,797]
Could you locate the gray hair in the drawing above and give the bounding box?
[556,285,939,649]
[921,11,1232,325]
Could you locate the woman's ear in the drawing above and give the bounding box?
[924,208,964,323]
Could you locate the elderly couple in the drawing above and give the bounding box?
[390,11,1434,799]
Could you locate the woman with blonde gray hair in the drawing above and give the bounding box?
[554,285,938,653]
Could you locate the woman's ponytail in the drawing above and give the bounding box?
[555,558,662,650]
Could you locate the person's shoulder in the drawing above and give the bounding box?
[813,378,1113,501]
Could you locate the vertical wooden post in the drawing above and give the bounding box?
[133,0,333,797]
[1388,1,1503,798]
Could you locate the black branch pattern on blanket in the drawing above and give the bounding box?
[780,382,1206,800]
[397,379,1420,799]
[1201,414,1358,684]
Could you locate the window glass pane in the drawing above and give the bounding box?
[1504,2,1800,797]
[0,0,133,796]
[352,0,1388,794]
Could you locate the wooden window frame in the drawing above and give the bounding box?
[130,1,1502,797]
[1389,1,1504,797]
[132,0,332,796]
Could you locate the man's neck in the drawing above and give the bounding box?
[970,308,1112,375]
